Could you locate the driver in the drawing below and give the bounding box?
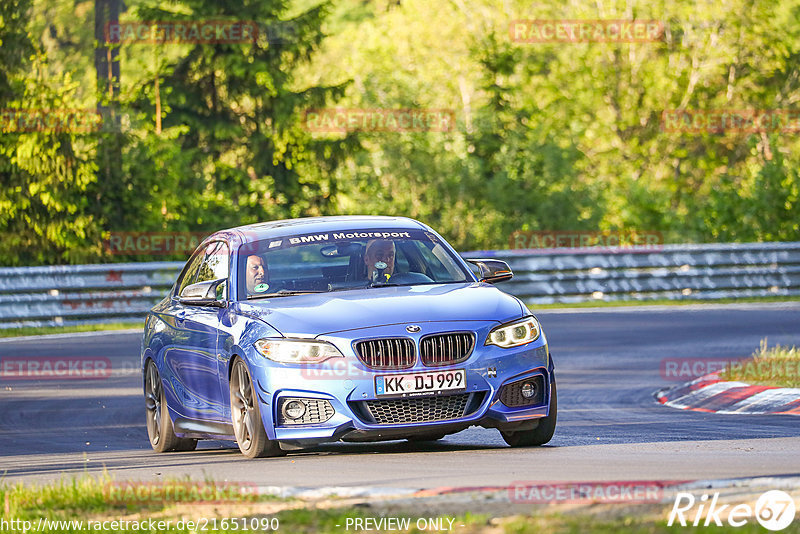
[245,254,268,293]
[364,239,396,283]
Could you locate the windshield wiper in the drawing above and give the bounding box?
[368,280,465,288]
[369,281,399,288]
[248,290,323,299]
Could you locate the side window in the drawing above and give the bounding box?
[414,242,452,281]
[176,249,206,295]
[196,241,230,283]
[395,246,411,274]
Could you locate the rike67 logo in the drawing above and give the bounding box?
[669,490,796,531]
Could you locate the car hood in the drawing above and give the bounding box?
[235,282,524,337]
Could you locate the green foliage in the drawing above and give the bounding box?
[1,0,799,264]
[0,1,100,265]
[0,0,35,101]
[105,0,356,238]
[312,0,800,249]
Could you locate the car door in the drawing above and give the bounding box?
[160,247,204,419]
[164,241,229,422]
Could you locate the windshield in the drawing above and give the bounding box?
[237,228,471,299]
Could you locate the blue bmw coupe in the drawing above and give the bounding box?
[141,216,556,458]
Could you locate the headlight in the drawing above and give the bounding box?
[254,339,344,364]
[485,317,541,348]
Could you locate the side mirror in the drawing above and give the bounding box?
[180,278,228,307]
[466,259,513,284]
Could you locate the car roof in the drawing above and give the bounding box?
[209,215,429,244]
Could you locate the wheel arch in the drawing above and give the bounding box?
[227,347,248,381]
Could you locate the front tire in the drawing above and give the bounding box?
[230,358,284,458]
[500,380,557,447]
[144,360,198,453]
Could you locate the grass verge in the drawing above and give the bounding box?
[0,322,142,339]
[2,476,798,533]
[719,338,800,388]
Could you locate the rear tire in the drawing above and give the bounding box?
[230,358,284,458]
[145,360,198,453]
[500,380,557,447]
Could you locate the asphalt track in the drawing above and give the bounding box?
[1,303,799,489]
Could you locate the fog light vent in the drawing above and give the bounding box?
[277,398,334,426]
[499,375,545,407]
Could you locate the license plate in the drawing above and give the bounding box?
[375,369,466,397]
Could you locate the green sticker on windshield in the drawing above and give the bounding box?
[254,283,270,292]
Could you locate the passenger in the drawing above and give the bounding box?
[364,239,396,283]
[245,255,268,293]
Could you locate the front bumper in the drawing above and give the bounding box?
[247,320,553,444]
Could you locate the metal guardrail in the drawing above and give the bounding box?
[1,242,798,329]
[0,262,184,329]
[464,242,800,304]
